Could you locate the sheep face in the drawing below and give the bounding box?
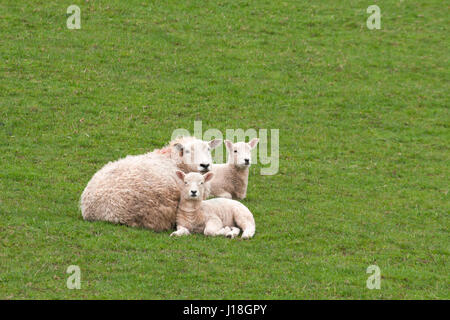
[176,171,214,200]
[174,139,222,173]
[225,138,259,168]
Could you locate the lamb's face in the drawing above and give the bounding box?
[176,139,222,173]
[176,171,214,200]
[225,138,259,168]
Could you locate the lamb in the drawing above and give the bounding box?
[209,138,259,199]
[80,136,222,231]
[170,171,256,239]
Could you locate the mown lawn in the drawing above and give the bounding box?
[0,0,448,299]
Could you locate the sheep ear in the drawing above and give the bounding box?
[208,139,222,149]
[248,138,259,149]
[224,140,233,150]
[203,172,214,183]
[175,170,185,181]
[174,143,184,156]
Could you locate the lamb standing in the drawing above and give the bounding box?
[80,136,222,231]
[171,171,256,239]
[209,138,259,199]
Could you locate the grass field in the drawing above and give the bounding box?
[0,0,448,299]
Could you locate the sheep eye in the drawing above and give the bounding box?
[234,150,237,153]
[200,182,203,185]
[184,182,188,185]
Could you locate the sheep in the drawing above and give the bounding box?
[209,138,259,199]
[170,171,256,239]
[80,136,222,231]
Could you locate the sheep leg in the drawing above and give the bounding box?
[225,227,240,239]
[241,227,255,239]
[204,218,226,237]
[221,226,232,234]
[216,226,232,236]
[170,226,191,237]
[233,210,256,239]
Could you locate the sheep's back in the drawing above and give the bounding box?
[80,153,181,231]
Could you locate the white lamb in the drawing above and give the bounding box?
[170,171,256,239]
[209,138,259,199]
[80,136,222,231]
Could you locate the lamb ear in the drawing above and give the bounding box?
[175,170,185,181]
[208,139,222,149]
[203,172,214,183]
[224,139,233,150]
[248,138,259,149]
[174,143,184,156]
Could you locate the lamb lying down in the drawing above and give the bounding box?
[170,171,256,239]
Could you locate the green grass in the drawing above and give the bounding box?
[0,0,448,299]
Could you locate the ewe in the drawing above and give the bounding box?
[80,136,221,231]
[209,138,259,199]
[171,171,256,239]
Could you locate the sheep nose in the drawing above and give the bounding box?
[244,159,250,164]
[190,190,197,196]
[200,163,210,170]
